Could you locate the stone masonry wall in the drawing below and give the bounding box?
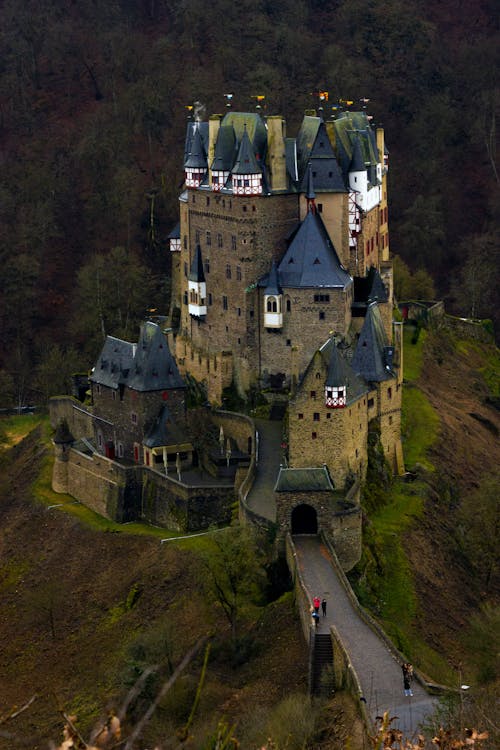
[289,354,369,487]
[141,471,234,531]
[49,396,93,438]
[258,286,353,384]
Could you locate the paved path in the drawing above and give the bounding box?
[245,418,282,521]
[294,535,439,737]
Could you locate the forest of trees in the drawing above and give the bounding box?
[0,0,498,406]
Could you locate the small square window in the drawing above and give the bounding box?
[298,413,304,420]
[131,412,138,424]
[286,339,291,346]
[326,413,331,419]
[310,391,316,399]
[319,311,325,320]
[312,432,317,439]
[313,413,320,421]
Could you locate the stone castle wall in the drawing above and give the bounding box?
[289,354,369,487]
[65,448,136,521]
[49,396,93,438]
[55,447,235,531]
[276,488,361,571]
[259,286,353,383]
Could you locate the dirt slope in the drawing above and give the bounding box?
[404,331,499,665]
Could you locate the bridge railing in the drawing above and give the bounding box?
[320,531,449,696]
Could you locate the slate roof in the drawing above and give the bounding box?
[143,405,189,449]
[351,302,393,382]
[231,127,263,175]
[296,118,346,192]
[184,124,208,169]
[276,210,352,289]
[90,336,136,389]
[188,244,205,283]
[211,125,237,172]
[128,322,186,391]
[333,111,380,184]
[167,221,180,240]
[320,339,367,401]
[91,322,185,392]
[275,466,334,492]
[221,111,267,161]
[353,267,389,306]
[264,261,282,295]
[184,121,209,166]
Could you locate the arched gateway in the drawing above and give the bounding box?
[291,504,318,534]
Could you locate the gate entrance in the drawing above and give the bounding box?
[291,503,318,534]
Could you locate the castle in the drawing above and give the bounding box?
[50,104,403,569]
[170,107,403,480]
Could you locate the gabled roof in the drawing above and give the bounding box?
[127,322,186,391]
[295,115,321,177]
[184,124,208,169]
[351,302,393,382]
[211,125,237,171]
[296,118,346,192]
[277,210,352,289]
[221,111,267,160]
[231,127,262,175]
[143,405,189,449]
[90,336,136,389]
[333,111,379,182]
[188,244,205,283]
[275,466,334,492]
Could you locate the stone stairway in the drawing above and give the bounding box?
[311,632,334,696]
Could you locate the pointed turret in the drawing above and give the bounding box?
[188,244,207,317]
[319,338,367,408]
[231,126,263,195]
[211,124,236,191]
[185,124,207,188]
[351,302,394,382]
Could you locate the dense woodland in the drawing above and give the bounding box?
[0,0,498,406]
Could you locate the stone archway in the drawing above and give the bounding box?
[291,503,318,534]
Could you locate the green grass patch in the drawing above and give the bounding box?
[401,387,439,471]
[455,339,500,397]
[403,325,427,382]
[0,412,44,449]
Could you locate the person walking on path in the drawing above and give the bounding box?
[402,663,413,697]
[321,598,327,617]
[313,596,320,614]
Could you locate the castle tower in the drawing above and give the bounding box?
[52,418,74,494]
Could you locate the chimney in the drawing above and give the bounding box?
[266,116,287,192]
[208,114,223,186]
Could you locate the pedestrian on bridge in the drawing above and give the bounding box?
[402,662,413,697]
[321,598,327,616]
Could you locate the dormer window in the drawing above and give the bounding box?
[325,385,346,408]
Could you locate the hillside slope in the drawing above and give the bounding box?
[0,427,310,749]
[404,329,499,667]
